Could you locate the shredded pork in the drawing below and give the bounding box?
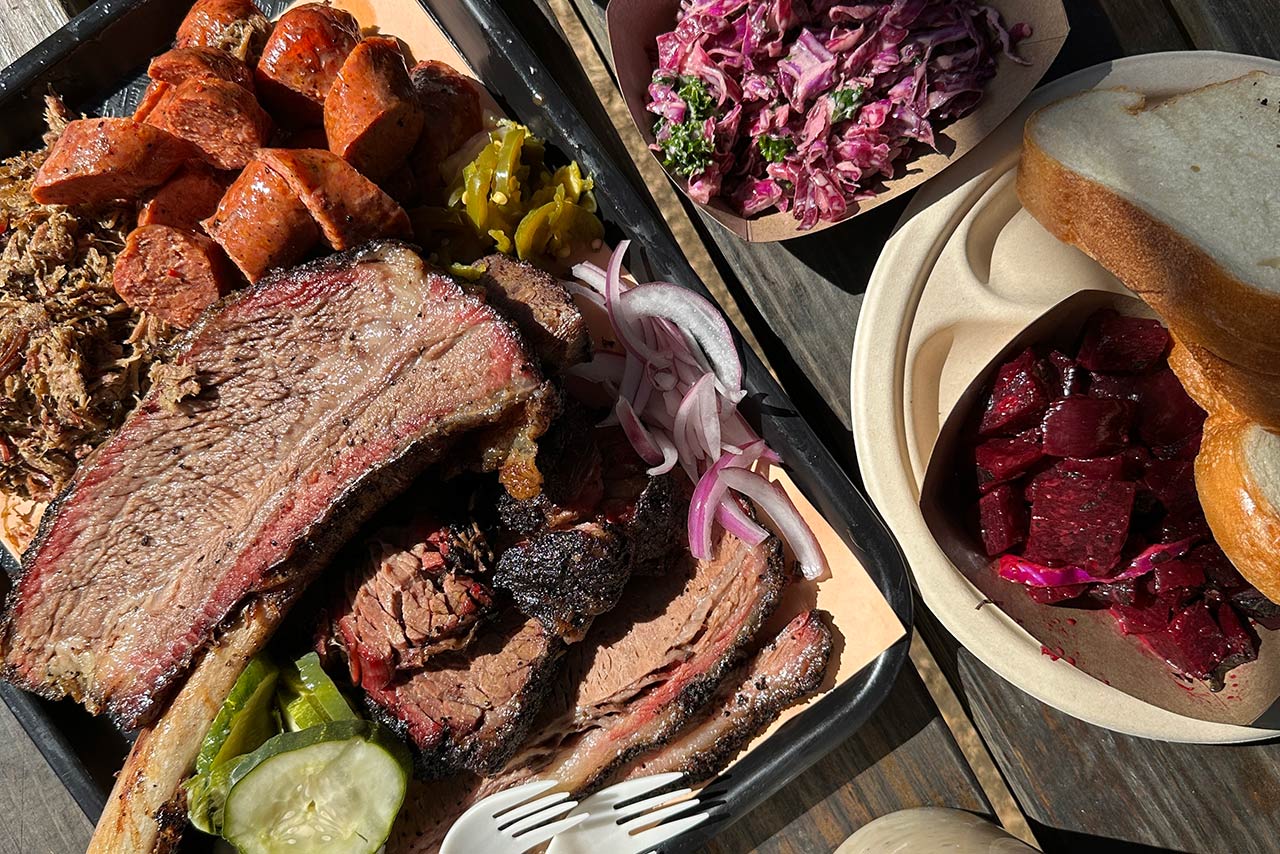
[0,97,174,501]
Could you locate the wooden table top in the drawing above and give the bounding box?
[0,2,1277,853]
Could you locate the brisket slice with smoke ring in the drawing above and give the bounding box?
[487,524,787,795]
[364,609,562,777]
[0,241,547,728]
[618,609,832,783]
[383,526,787,854]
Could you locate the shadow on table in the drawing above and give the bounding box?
[1034,823,1193,854]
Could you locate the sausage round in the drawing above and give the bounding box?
[148,46,255,93]
[133,80,175,122]
[257,148,411,250]
[139,162,234,232]
[113,225,237,328]
[255,4,360,127]
[146,77,273,171]
[175,0,273,63]
[32,118,200,206]
[203,159,320,282]
[407,60,484,199]
[324,37,423,182]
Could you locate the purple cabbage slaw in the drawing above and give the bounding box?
[646,0,1031,229]
[997,538,1200,589]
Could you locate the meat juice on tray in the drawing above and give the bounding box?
[969,308,1279,690]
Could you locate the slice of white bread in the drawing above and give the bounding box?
[1171,333,1280,431]
[1197,411,1280,605]
[1018,72,1280,376]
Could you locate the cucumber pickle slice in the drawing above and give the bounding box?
[223,720,410,854]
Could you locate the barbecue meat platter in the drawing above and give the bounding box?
[0,2,902,852]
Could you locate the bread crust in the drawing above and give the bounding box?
[1171,335,1280,432]
[1196,412,1280,605]
[1018,117,1280,376]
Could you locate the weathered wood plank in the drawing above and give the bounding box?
[0,700,94,854]
[705,668,992,854]
[1170,0,1280,60]
[0,0,70,67]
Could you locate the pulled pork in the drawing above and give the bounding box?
[0,98,174,501]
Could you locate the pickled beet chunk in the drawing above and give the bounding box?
[1024,476,1135,574]
[1088,372,1144,402]
[1025,455,1130,504]
[1111,602,1169,635]
[1089,578,1139,606]
[975,437,1043,492]
[1152,557,1207,594]
[1046,349,1084,396]
[1041,396,1132,458]
[1137,369,1206,446]
[1076,309,1171,373]
[979,349,1050,436]
[1027,583,1089,604]
[1149,602,1228,683]
[1141,459,1196,511]
[978,484,1028,556]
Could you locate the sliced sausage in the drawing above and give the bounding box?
[203,159,320,282]
[113,225,237,328]
[408,60,484,199]
[31,118,200,206]
[139,162,234,232]
[175,0,273,63]
[146,77,273,171]
[324,37,423,181]
[148,46,255,93]
[257,148,411,250]
[133,80,175,122]
[255,4,360,127]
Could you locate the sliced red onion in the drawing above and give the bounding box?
[687,441,774,560]
[694,374,721,461]
[570,261,608,294]
[716,496,769,545]
[616,397,664,466]
[998,537,1199,588]
[619,349,644,405]
[651,369,677,391]
[621,283,744,400]
[647,429,680,476]
[605,243,670,367]
[673,375,713,481]
[563,280,606,307]
[719,468,828,580]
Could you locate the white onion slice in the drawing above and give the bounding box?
[719,468,828,580]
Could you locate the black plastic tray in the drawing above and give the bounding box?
[0,1,914,849]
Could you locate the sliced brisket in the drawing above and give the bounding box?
[494,522,631,640]
[618,609,832,783]
[490,526,786,794]
[364,609,562,777]
[326,517,495,691]
[492,425,683,639]
[471,254,589,373]
[1,242,547,728]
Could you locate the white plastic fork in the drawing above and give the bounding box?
[546,772,710,854]
[440,779,588,854]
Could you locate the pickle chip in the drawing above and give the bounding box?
[222,720,411,854]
